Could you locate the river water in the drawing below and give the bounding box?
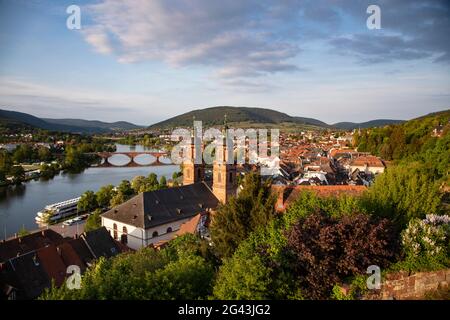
[0,144,178,238]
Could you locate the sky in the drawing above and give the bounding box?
[0,0,449,125]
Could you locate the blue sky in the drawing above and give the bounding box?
[0,0,449,125]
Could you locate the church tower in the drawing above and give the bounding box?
[183,137,205,185]
[213,116,237,203]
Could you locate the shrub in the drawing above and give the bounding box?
[286,211,399,299]
[396,214,450,271]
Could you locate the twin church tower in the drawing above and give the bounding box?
[182,120,237,203]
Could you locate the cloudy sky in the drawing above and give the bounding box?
[0,0,449,125]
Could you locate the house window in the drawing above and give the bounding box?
[167,227,172,233]
[152,231,159,238]
[113,223,118,240]
[121,226,128,244]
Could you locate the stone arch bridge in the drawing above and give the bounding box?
[89,151,172,167]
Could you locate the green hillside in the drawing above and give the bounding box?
[0,108,142,134]
[149,106,330,129]
[333,119,404,130]
[353,109,450,161]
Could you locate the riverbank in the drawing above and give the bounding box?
[0,165,179,239]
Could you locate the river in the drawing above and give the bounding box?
[0,144,178,238]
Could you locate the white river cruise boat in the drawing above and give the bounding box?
[35,197,81,224]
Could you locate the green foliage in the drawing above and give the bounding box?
[283,191,366,225]
[110,192,126,207]
[84,209,102,232]
[130,174,167,193]
[331,275,368,300]
[39,163,59,179]
[159,175,167,189]
[131,175,146,193]
[18,225,30,237]
[77,190,98,213]
[362,162,443,227]
[210,172,277,258]
[213,243,272,300]
[354,109,450,162]
[95,184,115,208]
[0,150,13,173]
[9,165,25,184]
[63,146,88,173]
[37,146,52,161]
[391,215,450,272]
[40,236,215,300]
[12,144,35,163]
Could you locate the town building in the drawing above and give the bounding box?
[0,227,121,300]
[101,139,238,250]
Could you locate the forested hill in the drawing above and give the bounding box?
[148,106,407,130]
[353,109,450,162]
[148,106,331,129]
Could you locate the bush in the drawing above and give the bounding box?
[395,214,450,271]
[286,211,399,299]
[362,162,443,227]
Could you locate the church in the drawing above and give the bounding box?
[101,139,238,250]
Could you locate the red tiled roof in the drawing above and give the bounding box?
[350,155,385,168]
[329,149,356,158]
[176,214,202,236]
[36,245,67,287]
[0,229,64,263]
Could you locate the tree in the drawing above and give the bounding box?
[363,162,443,227]
[37,146,52,162]
[39,163,57,179]
[77,190,98,213]
[159,175,167,189]
[63,146,86,173]
[117,180,134,198]
[12,144,34,163]
[210,172,277,258]
[9,165,25,184]
[0,150,12,173]
[110,192,126,207]
[41,240,215,300]
[96,184,115,208]
[131,175,146,193]
[213,243,273,300]
[145,173,159,191]
[286,211,398,299]
[84,209,102,232]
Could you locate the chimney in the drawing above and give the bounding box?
[275,186,294,213]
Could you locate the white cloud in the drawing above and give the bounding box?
[81,0,301,78]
